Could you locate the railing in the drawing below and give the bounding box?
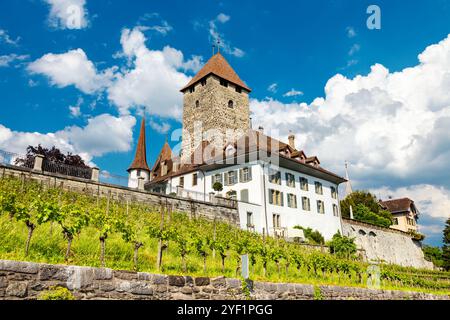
[0,150,33,169]
[99,171,137,187]
[42,159,92,180]
[272,227,288,239]
[162,185,237,208]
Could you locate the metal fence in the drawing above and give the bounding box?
[0,149,33,169]
[99,171,136,187]
[164,185,237,208]
[42,159,92,180]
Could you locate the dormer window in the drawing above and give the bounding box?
[235,87,242,93]
[189,86,195,93]
[201,79,207,86]
[228,100,234,109]
[220,79,228,87]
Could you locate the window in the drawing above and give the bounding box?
[333,204,339,217]
[236,87,242,93]
[287,193,297,208]
[302,197,311,211]
[300,177,309,191]
[269,171,281,185]
[226,190,237,200]
[239,167,252,183]
[315,182,323,195]
[137,169,141,177]
[247,212,254,228]
[331,186,337,199]
[269,189,284,206]
[189,86,195,93]
[224,171,237,186]
[220,79,228,87]
[240,189,249,202]
[317,200,325,214]
[195,100,200,108]
[192,173,198,186]
[179,177,185,188]
[286,173,296,188]
[201,79,207,86]
[273,214,281,228]
[393,218,399,225]
[211,173,223,187]
[228,100,234,108]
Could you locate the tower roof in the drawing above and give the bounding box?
[181,52,251,92]
[128,117,150,172]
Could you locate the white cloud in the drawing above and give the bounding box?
[267,83,278,93]
[107,27,197,119]
[0,54,29,67]
[27,49,116,94]
[346,27,356,38]
[283,89,304,97]
[45,0,89,30]
[209,13,245,58]
[0,114,136,163]
[250,34,450,190]
[69,97,83,117]
[0,29,20,46]
[137,13,173,36]
[149,119,171,134]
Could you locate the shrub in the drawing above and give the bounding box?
[37,286,75,300]
[354,204,392,228]
[294,226,325,245]
[328,232,357,259]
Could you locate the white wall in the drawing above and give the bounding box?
[165,161,342,241]
[128,169,150,189]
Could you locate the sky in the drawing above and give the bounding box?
[0,0,449,246]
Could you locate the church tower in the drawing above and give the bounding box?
[180,52,251,162]
[127,117,151,188]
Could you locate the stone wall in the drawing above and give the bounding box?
[0,164,239,226]
[0,260,447,300]
[342,219,434,270]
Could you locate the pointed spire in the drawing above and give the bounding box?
[128,117,150,172]
[344,161,353,196]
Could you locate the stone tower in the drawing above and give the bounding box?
[180,52,251,162]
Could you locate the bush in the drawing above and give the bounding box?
[354,204,392,228]
[294,226,325,245]
[37,286,75,300]
[328,232,357,259]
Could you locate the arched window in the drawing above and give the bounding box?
[228,100,234,108]
[195,100,200,108]
[359,229,367,236]
[369,231,377,237]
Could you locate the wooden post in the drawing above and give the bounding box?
[156,204,165,271]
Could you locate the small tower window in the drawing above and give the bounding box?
[228,100,234,109]
[189,86,195,93]
[201,79,207,86]
[236,87,242,93]
[220,79,228,87]
[195,100,200,108]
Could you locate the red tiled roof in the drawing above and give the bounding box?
[180,53,251,92]
[128,118,150,172]
[380,198,415,214]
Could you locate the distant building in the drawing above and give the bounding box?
[380,198,419,233]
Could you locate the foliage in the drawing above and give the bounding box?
[341,191,393,227]
[353,204,392,228]
[422,246,444,268]
[444,218,450,271]
[37,286,75,300]
[328,233,357,259]
[0,176,449,294]
[15,145,90,169]
[294,226,325,245]
[213,182,223,193]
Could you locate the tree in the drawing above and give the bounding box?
[340,191,393,222]
[443,218,450,271]
[15,145,90,168]
[213,182,223,194]
[353,204,392,228]
[294,226,325,245]
[328,232,357,259]
[422,245,444,268]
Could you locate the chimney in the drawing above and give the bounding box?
[258,126,264,134]
[288,132,296,149]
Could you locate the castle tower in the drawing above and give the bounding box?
[127,117,151,188]
[180,52,251,162]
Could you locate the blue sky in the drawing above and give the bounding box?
[1,0,449,246]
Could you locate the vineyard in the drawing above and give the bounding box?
[0,176,449,295]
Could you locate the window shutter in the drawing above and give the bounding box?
[248,167,252,181]
[281,192,284,206]
[239,169,244,183]
[269,190,273,204]
[224,172,229,186]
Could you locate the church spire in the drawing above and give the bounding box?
[344,161,353,196]
[128,117,150,172]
